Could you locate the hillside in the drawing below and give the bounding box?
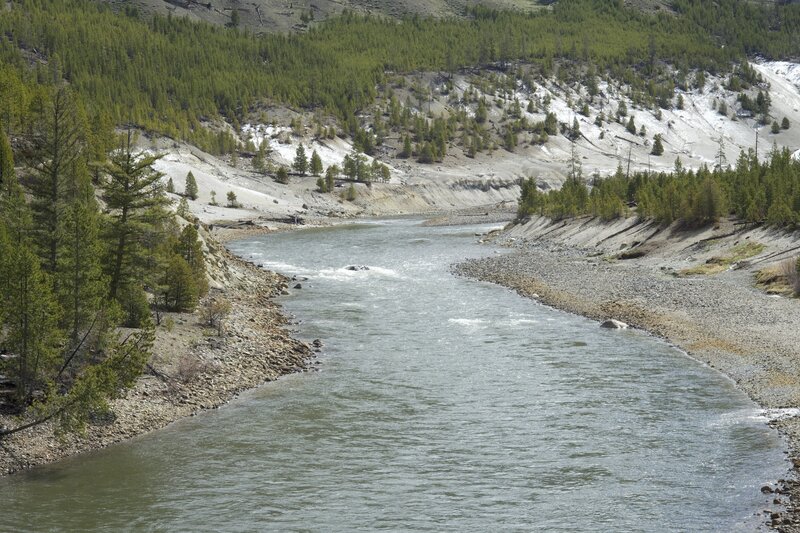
[104,0,546,33]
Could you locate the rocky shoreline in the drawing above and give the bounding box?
[0,237,314,476]
[454,218,800,532]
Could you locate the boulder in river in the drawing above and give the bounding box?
[600,319,628,329]
[345,265,370,271]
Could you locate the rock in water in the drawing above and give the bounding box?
[600,319,628,329]
[293,283,302,289]
[345,265,370,271]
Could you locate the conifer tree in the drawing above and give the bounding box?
[651,134,664,156]
[185,171,198,200]
[176,224,207,297]
[57,160,106,348]
[161,254,198,311]
[293,144,308,175]
[5,246,63,404]
[29,85,86,274]
[400,135,412,158]
[276,165,289,184]
[166,177,175,193]
[626,116,636,135]
[310,150,323,176]
[177,197,190,218]
[252,142,267,174]
[102,130,169,319]
[325,164,338,191]
[0,125,30,246]
[226,190,239,207]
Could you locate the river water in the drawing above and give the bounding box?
[1,219,789,532]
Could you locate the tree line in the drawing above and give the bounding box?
[0,85,207,438]
[0,0,799,152]
[518,147,800,227]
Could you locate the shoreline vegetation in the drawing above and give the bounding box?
[454,213,800,530]
[0,235,314,476]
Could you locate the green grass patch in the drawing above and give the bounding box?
[679,241,765,276]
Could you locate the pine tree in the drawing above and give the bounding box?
[252,143,267,174]
[310,150,323,176]
[476,98,488,124]
[161,254,198,311]
[166,177,175,193]
[400,135,412,158]
[29,85,86,274]
[651,134,664,156]
[325,164,338,191]
[276,165,289,184]
[782,117,790,130]
[293,144,308,175]
[5,246,63,404]
[57,160,105,348]
[226,190,239,207]
[626,116,636,135]
[570,117,581,140]
[177,197,190,218]
[102,130,169,319]
[0,125,30,246]
[185,171,198,200]
[418,143,434,164]
[0,123,13,190]
[176,224,207,297]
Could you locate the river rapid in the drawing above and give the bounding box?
[0,219,789,532]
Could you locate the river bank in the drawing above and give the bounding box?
[454,214,800,531]
[0,236,314,476]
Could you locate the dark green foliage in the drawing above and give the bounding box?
[399,135,413,159]
[293,144,308,175]
[0,0,797,147]
[58,165,105,347]
[325,164,339,191]
[176,224,207,297]
[101,131,170,321]
[185,171,199,200]
[3,246,62,405]
[772,121,781,134]
[310,150,323,176]
[782,117,791,130]
[518,148,800,228]
[651,134,664,156]
[28,86,86,274]
[626,116,636,135]
[161,254,198,312]
[226,190,239,207]
[275,166,290,184]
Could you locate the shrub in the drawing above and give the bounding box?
[781,257,800,296]
[200,297,232,335]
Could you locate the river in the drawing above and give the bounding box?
[0,219,788,531]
